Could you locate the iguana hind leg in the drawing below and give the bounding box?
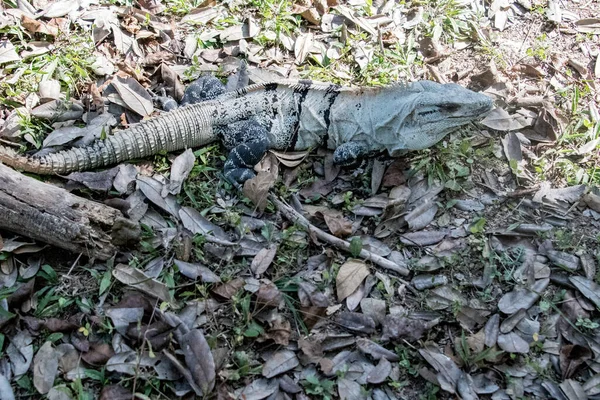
[177,74,271,186]
[222,123,269,185]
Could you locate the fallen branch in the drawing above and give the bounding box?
[271,195,410,276]
[0,163,137,260]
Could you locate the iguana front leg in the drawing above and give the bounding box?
[333,141,371,166]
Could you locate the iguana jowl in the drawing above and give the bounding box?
[0,79,493,182]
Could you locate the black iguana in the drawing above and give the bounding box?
[0,79,494,183]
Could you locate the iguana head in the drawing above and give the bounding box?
[374,80,494,154]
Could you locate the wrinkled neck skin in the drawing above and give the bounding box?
[327,87,422,152]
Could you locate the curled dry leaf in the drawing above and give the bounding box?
[356,338,399,361]
[112,263,174,304]
[336,259,369,301]
[481,107,529,131]
[336,312,376,334]
[211,277,245,300]
[111,76,153,117]
[174,259,221,283]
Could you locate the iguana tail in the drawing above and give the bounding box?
[0,86,277,174]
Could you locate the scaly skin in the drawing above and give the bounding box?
[0,80,493,181]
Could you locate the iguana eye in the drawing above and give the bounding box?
[442,104,460,113]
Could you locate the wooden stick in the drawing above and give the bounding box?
[271,195,410,276]
[0,163,133,260]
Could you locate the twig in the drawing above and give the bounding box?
[270,194,410,276]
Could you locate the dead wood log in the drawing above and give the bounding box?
[0,163,132,260]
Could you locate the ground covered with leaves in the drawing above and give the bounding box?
[0,0,600,399]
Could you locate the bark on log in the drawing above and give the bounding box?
[0,163,125,260]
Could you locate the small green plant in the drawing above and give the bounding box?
[301,375,336,400]
[454,331,503,368]
[526,33,550,61]
[576,317,599,331]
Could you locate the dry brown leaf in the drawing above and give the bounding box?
[21,15,59,36]
[336,259,370,301]
[269,149,310,167]
[243,171,277,212]
[323,209,353,238]
[211,277,245,300]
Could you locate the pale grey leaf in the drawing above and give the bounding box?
[500,308,527,333]
[583,374,600,395]
[570,276,600,308]
[240,378,278,400]
[113,164,138,195]
[137,176,181,217]
[367,357,392,384]
[33,341,58,394]
[174,259,221,283]
[498,279,549,314]
[497,332,529,353]
[400,230,446,246]
[105,307,144,336]
[179,206,228,239]
[481,108,528,131]
[575,18,600,33]
[43,126,85,148]
[143,256,165,279]
[165,149,195,196]
[66,167,119,191]
[337,312,376,334]
[338,378,363,400]
[456,372,479,400]
[359,298,386,325]
[7,331,33,377]
[419,348,461,393]
[412,274,448,290]
[405,202,438,230]
[560,379,587,400]
[46,386,73,400]
[0,374,15,400]
[31,100,83,122]
[426,285,467,310]
[546,250,579,271]
[356,338,399,361]
[250,246,277,276]
[236,238,266,256]
[359,236,391,256]
[262,350,298,378]
[0,40,21,64]
[484,314,500,347]
[42,1,79,17]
